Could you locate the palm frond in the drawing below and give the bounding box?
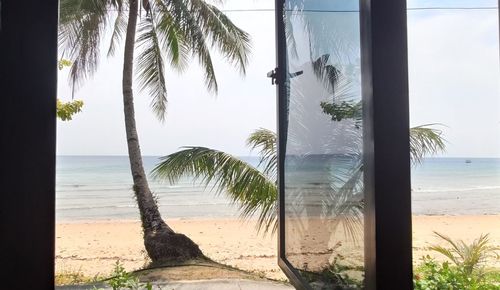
[430,232,465,267]
[324,158,364,243]
[430,232,499,275]
[59,0,113,93]
[312,54,339,94]
[189,0,251,74]
[59,0,96,25]
[410,124,446,164]
[285,12,299,59]
[154,2,190,71]
[166,0,218,93]
[136,12,168,121]
[247,128,277,180]
[151,147,278,234]
[107,5,127,57]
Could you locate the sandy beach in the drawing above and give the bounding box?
[55,215,500,281]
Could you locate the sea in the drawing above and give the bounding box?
[56,156,500,221]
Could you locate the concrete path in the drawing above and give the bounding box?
[56,279,295,290]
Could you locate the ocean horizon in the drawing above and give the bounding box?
[56,156,500,221]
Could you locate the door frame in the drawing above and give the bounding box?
[0,0,58,288]
[275,1,413,289]
[1,1,498,289]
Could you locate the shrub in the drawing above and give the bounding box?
[414,232,500,290]
[94,261,152,290]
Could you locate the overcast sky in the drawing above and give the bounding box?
[57,0,499,158]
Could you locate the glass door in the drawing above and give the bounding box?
[277,1,364,288]
[276,0,416,289]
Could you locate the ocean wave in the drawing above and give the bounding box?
[413,185,500,193]
[57,186,131,192]
[56,186,207,194]
[157,202,233,207]
[57,202,233,211]
[57,205,137,210]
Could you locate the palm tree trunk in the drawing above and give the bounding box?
[122,0,203,263]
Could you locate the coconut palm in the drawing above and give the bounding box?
[152,125,445,236]
[58,0,250,263]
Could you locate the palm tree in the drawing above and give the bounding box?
[153,128,279,233]
[152,125,445,236]
[59,0,251,263]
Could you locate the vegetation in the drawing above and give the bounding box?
[152,128,278,234]
[320,101,361,122]
[152,42,445,286]
[57,59,84,121]
[59,0,251,263]
[298,254,364,290]
[57,99,84,121]
[152,125,445,235]
[410,125,446,164]
[319,100,446,166]
[55,268,99,285]
[414,233,500,290]
[58,58,73,70]
[94,261,152,290]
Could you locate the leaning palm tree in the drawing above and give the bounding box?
[152,125,445,235]
[59,0,250,263]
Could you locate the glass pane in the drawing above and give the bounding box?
[408,1,500,288]
[282,1,364,288]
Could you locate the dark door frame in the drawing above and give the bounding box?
[360,0,413,289]
[274,0,307,288]
[0,0,58,289]
[0,1,498,289]
[275,1,413,289]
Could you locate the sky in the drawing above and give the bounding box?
[407,1,500,158]
[57,0,499,158]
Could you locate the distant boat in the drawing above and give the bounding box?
[465,159,472,164]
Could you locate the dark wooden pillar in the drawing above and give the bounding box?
[0,0,58,289]
[361,0,413,289]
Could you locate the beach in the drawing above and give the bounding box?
[55,215,500,281]
[55,156,500,281]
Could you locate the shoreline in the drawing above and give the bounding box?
[55,212,500,224]
[56,215,500,281]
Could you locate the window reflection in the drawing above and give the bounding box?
[282,1,364,288]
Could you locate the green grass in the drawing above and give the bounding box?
[484,270,500,284]
[55,269,99,286]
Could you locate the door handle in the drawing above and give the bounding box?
[267,68,303,85]
[267,68,278,85]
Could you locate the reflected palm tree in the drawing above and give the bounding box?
[280,2,444,272]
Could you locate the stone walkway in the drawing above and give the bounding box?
[56,279,295,290]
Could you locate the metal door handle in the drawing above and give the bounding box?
[267,68,278,85]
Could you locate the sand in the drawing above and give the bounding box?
[55,215,500,281]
